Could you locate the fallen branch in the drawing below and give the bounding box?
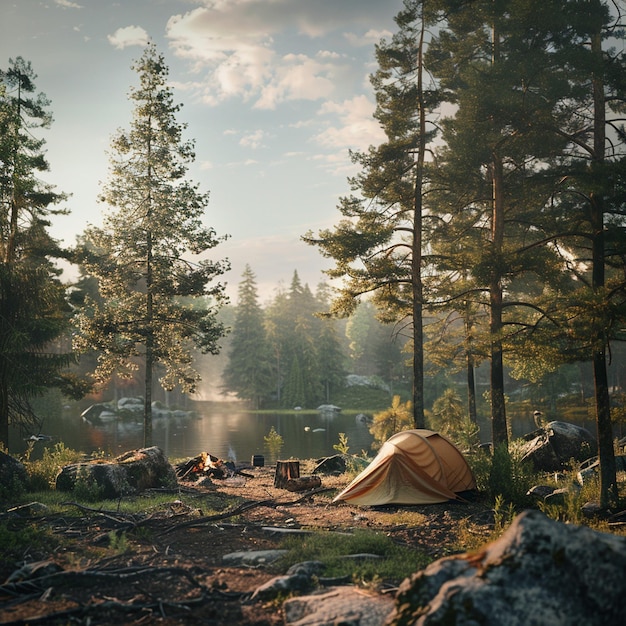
[0,589,242,625]
[60,501,139,526]
[157,486,336,536]
[157,498,275,535]
[0,565,203,597]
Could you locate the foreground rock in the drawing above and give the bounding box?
[520,421,597,471]
[387,509,626,626]
[56,446,177,498]
[284,587,395,626]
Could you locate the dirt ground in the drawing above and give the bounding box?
[0,461,494,626]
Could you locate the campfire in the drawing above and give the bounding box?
[175,452,231,480]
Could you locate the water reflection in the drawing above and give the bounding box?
[14,404,376,464]
[12,403,602,464]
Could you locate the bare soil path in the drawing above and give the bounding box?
[0,462,493,625]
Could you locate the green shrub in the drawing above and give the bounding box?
[333,432,350,455]
[264,426,284,458]
[26,442,85,490]
[369,396,413,449]
[0,472,26,501]
[493,443,540,508]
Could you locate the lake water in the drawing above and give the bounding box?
[10,402,604,465]
[13,403,377,465]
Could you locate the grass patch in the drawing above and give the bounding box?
[0,518,59,571]
[276,529,430,585]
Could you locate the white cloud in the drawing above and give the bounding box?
[165,1,387,107]
[254,53,338,109]
[225,159,259,168]
[314,95,384,151]
[239,130,267,149]
[107,25,150,50]
[317,50,342,59]
[344,29,392,47]
[55,0,83,8]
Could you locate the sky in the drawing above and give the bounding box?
[1,0,405,302]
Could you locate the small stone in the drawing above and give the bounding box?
[222,549,288,567]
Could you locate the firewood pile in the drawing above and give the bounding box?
[175,452,231,480]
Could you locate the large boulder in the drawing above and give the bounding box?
[387,509,626,626]
[313,454,347,475]
[520,421,597,471]
[56,446,177,498]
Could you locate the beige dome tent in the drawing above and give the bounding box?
[333,429,476,506]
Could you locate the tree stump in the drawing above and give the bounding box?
[274,460,322,491]
[274,460,300,489]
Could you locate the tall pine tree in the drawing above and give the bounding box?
[304,0,442,426]
[0,57,73,448]
[75,44,228,445]
[222,265,272,408]
[427,0,583,447]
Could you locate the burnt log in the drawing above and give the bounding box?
[175,452,227,480]
[284,476,322,492]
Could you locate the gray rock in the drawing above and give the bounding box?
[55,446,177,498]
[313,454,347,475]
[250,573,312,601]
[222,549,288,567]
[526,484,557,499]
[317,404,342,413]
[387,509,626,626]
[581,501,603,518]
[520,421,597,471]
[286,561,326,577]
[283,586,395,626]
[578,455,626,485]
[248,562,325,603]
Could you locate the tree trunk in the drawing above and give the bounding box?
[143,238,154,447]
[0,380,9,450]
[467,353,477,425]
[411,6,427,429]
[144,337,153,448]
[490,156,508,448]
[590,27,617,508]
